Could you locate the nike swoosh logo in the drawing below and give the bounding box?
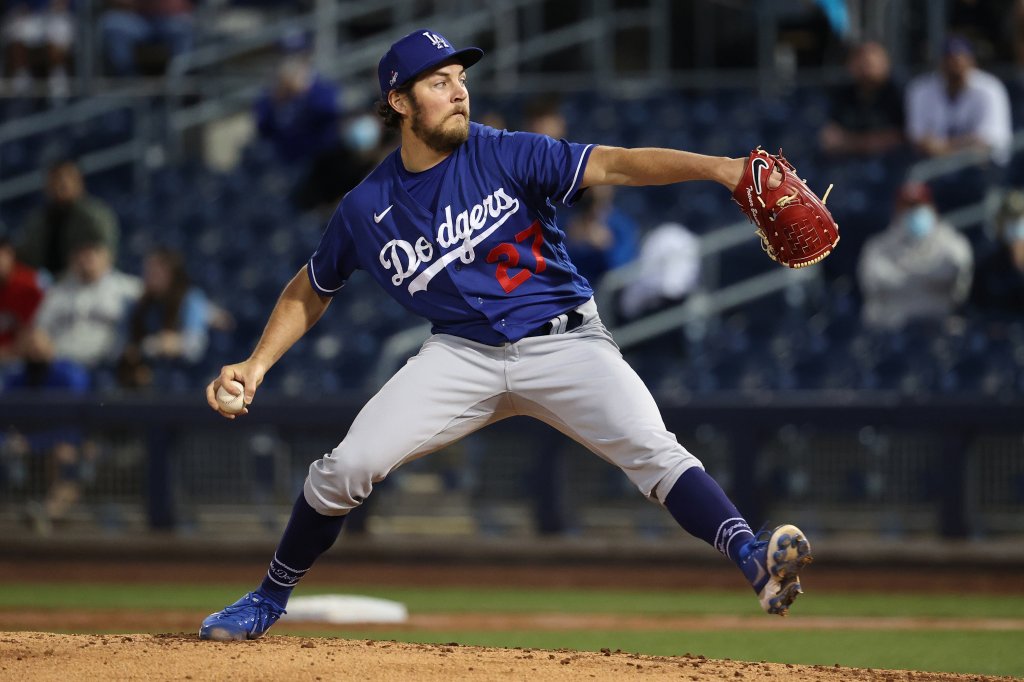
[374,205,394,223]
[751,157,770,196]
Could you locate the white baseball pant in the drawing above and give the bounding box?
[303,298,703,514]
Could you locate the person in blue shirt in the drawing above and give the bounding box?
[100,0,194,76]
[253,51,342,167]
[198,28,813,641]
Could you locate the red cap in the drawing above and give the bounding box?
[897,182,933,208]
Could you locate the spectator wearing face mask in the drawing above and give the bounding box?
[970,189,1024,318]
[252,32,397,213]
[857,182,974,331]
[291,111,394,212]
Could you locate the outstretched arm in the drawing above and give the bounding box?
[581,146,746,191]
[206,266,331,418]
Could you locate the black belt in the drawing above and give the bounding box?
[523,310,585,338]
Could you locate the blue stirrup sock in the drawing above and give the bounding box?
[664,466,755,567]
[258,493,346,607]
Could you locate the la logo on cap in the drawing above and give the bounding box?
[423,32,450,49]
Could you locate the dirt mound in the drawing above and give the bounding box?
[0,632,1006,681]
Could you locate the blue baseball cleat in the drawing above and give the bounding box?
[738,524,813,616]
[199,591,286,641]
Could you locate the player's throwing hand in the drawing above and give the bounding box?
[205,360,266,419]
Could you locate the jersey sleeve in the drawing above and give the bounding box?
[307,209,359,296]
[502,130,595,207]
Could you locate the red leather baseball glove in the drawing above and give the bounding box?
[731,148,840,269]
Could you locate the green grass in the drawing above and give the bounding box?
[5,583,1024,619]
[284,629,1024,677]
[4,583,1023,676]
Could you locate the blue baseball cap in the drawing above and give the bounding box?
[378,29,483,99]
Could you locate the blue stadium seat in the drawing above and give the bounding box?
[40,86,1019,396]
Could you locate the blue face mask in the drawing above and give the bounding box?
[904,206,934,238]
[343,115,382,153]
[1006,218,1024,243]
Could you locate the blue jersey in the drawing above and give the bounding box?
[307,123,596,345]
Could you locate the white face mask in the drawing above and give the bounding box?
[903,205,934,238]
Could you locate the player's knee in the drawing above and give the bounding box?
[650,456,703,504]
[305,450,387,514]
[619,439,703,503]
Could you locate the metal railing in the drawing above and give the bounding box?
[163,0,664,155]
[0,0,670,206]
[0,93,157,205]
[0,0,971,210]
[3,393,1022,538]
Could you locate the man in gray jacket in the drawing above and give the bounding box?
[17,160,120,280]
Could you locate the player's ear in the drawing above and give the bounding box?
[388,89,409,116]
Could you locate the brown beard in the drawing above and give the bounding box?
[408,92,470,153]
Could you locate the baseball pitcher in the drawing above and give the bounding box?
[199,28,825,641]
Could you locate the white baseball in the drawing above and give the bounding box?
[216,380,246,414]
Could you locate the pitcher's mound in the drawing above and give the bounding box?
[0,632,998,681]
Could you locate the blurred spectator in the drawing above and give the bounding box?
[619,222,701,321]
[563,185,638,287]
[1013,0,1024,68]
[858,182,974,331]
[100,0,194,76]
[16,160,120,280]
[292,110,395,212]
[0,233,44,364]
[522,96,638,536]
[33,239,142,369]
[905,35,1012,165]
[819,41,904,157]
[949,0,1016,63]
[478,109,507,131]
[117,247,231,388]
[1,0,73,98]
[253,39,373,211]
[522,96,567,139]
[2,326,91,403]
[970,189,1024,317]
[254,45,342,166]
[522,98,637,283]
[2,326,92,535]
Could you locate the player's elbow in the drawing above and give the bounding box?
[583,145,634,187]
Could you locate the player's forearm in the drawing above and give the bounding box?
[584,146,743,190]
[249,267,331,370]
